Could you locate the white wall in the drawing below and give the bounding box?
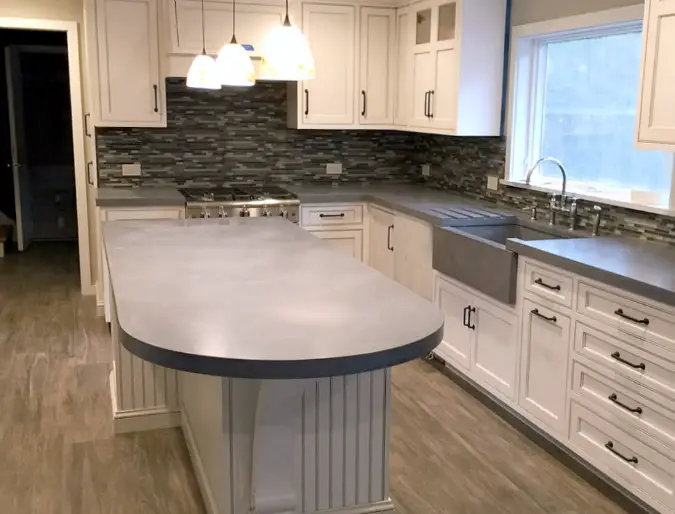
[511,0,644,25]
[0,0,82,23]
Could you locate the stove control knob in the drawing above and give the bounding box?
[218,206,228,218]
[240,206,250,217]
[279,207,288,218]
[200,207,210,219]
[262,207,271,217]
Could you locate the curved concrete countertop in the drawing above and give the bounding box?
[96,187,186,207]
[103,217,443,379]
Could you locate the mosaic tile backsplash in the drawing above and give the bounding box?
[96,78,675,244]
[96,78,417,187]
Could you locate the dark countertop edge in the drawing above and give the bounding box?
[507,240,675,308]
[119,323,444,379]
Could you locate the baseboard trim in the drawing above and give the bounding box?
[109,370,181,434]
[427,357,659,514]
[181,411,219,514]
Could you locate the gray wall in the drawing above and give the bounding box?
[511,0,643,25]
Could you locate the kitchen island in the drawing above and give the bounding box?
[103,217,443,514]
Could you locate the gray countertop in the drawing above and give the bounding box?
[507,237,675,307]
[103,217,444,379]
[96,187,186,207]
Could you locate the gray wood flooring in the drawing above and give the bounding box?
[0,243,627,513]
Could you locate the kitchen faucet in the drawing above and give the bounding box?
[525,157,578,230]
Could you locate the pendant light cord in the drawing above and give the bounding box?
[231,0,237,44]
[283,0,291,26]
[201,0,206,54]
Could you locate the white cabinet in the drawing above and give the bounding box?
[433,275,474,369]
[392,212,433,300]
[519,298,571,435]
[637,0,675,149]
[359,7,395,125]
[369,205,395,279]
[89,0,166,127]
[403,0,506,135]
[291,3,356,127]
[394,7,413,126]
[313,229,363,261]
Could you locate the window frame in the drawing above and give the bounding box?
[504,5,675,213]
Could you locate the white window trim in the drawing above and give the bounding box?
[504,5,675,214]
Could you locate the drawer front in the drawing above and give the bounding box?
[103,208,184,221]
[570,401,675,509]
[523,261,574,308]
[300,204,364,227]
[572,361,675,449]
[578,281,675,351]
[575,321,675,400]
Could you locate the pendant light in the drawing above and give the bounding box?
[216,0,255,86]
[259,0,315,81]
[186,0,221,90]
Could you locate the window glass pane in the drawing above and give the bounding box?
[416,8,431,45]
[538,31,671,198]
[438,3,456,42]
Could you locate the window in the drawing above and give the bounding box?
[507,8,675,210]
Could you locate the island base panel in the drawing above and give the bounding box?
[180,370,394,514]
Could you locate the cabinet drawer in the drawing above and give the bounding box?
[300,204,364,227]
[570,401,675,509]
[578,281,675,351]
[523,261,573,308]
[102,208,184,221]
[572,361,675,449]
[574,321,675,401]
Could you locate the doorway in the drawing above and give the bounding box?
[0,18,91,295]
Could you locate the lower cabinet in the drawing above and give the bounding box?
[433,272,518,401]
[369,205,395,278]
[519,297,571,435]
[312,229,364,261]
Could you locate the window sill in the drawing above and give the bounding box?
[500,179,675,218]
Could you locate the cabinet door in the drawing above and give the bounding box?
[472,298,518,400]
[313,230,364,261]
[394,8,413,126]
[429,2,458,130]
[433,276,473,370]
[95,0,164,127]
[393,213,433,300]
[302,4,356,125]
[410,50,433,127]
[519,299,571,435]
[637,0,675,148]
[359,7,395,125]
[369,206,395,279]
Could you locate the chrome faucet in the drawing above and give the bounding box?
[525,157,577,228]
[525,157,568,201]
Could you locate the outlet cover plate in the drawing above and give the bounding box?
[122,163,142,177]
[421,164,431,177]
[326,163,342,175]
[487,175,499,191]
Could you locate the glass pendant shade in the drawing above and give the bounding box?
[216,40,256,86]
[259,22,315,81]
[187,52,222,90]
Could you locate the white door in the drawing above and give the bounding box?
[637,0,675,148]
[5,47,66,251]
[394,7,413,126]
[472,297,518,400]
[95,0,164,126]
[359,7,395,125]
[519,299,571,435]
[429,2,458,130]
[313,230,364,261]
[433,276,474,369]
[393,213,433,300]
[302,3,355,125]
[369,206,395,279]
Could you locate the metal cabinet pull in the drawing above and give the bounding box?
[423,91,429,117]
[84,113,91,137]
[153,85,159,113]
[614,308,650,326]
[610,351,646,371]
[467,306,476,330]
[534,278,561,291]
[387,224,394,252]
[608,393,643,415]
[319,213,345,219]
[531,308,557,324]
[361,90,367,117]
[304,89,309,116]
[87,161,94,185]
[463,306,470,328]
[605,441,638,464]
[428,90,434,119]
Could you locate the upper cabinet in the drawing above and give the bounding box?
[402,0,506,135]
[394,7,413,126]
[636,0,675,149]
[86,0,166,127]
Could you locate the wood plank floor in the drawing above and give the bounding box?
[0,243,627,513]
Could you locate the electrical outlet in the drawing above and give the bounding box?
[326,163,342,175]
[421,164,431,177]
[487,175,499,191]
[122,163,142,177]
